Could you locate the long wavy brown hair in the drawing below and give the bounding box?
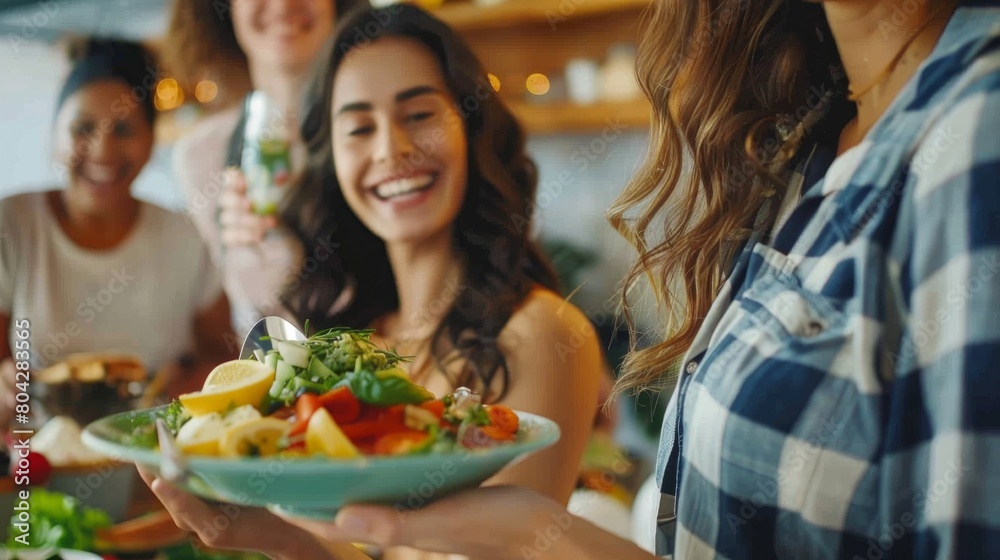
[607,0,847,396]
[279,4,559,402]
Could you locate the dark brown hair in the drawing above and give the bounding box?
[607,0,848,396]
[163,0,367,91]
[280,4,559,402]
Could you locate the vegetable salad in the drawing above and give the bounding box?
[164,328,520,459]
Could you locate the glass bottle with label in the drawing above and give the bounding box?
[242,91,294,216]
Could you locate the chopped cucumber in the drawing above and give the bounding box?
[264,351,279,372]
[292,377,328,394]
[269,359,297,398]
[307,356,337,379]
[274,339,311,368]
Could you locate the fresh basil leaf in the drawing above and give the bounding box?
[347,369,434,406]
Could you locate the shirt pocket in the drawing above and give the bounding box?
[708,244,874,556]
[737,245,848,343]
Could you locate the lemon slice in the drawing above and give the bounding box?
[222,404,263,428]
[306,408,360,458]
[202,359,274,390]
[219,418,291,458]
[179,360,275,417]
[175,413,225,456]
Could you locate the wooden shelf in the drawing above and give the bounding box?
[507,99,650,134]
[434,0,651,31]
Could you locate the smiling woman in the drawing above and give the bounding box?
[141,5,605,560]
[330,45,469,246]
[165,0,369,337]
[0,39,235,429]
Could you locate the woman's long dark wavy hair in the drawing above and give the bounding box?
[279,3,559,402]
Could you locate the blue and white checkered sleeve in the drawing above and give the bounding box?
[885,72,1000,558]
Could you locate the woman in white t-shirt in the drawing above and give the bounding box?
[0,39,234,428]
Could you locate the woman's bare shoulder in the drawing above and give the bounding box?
[499,287,599,356]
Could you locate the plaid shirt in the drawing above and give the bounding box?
[655,5,1000,559]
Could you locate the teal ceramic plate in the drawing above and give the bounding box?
[81,406,560,519]
[0,549,102,560]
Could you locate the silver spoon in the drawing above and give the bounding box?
[155,317,306,483]
[155,417,189,484]
[239,316,307,360]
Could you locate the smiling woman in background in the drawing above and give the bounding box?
[0,39,233,428]
[165,0,367,336]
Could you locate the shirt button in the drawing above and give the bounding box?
[804,321,823,337]
[685,361,698,374]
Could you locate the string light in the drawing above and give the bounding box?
[194,80,219,103]
[156,78,179,102]
[487,73,501,92]
[526,73,550,96]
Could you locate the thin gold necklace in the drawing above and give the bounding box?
[847,2,953,105]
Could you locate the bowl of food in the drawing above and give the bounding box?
[33,354,146,427]
[1,416,138,544]
[82,328,560,519]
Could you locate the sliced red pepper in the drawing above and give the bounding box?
[340,420,410,441]
[318,386,362,424]
[374,430,431,456]
[289,394,321,437]
[380,404,406,425]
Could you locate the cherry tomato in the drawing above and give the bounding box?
[340,420,410,441]
[487,405,519,434]
[9,451,52,486]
